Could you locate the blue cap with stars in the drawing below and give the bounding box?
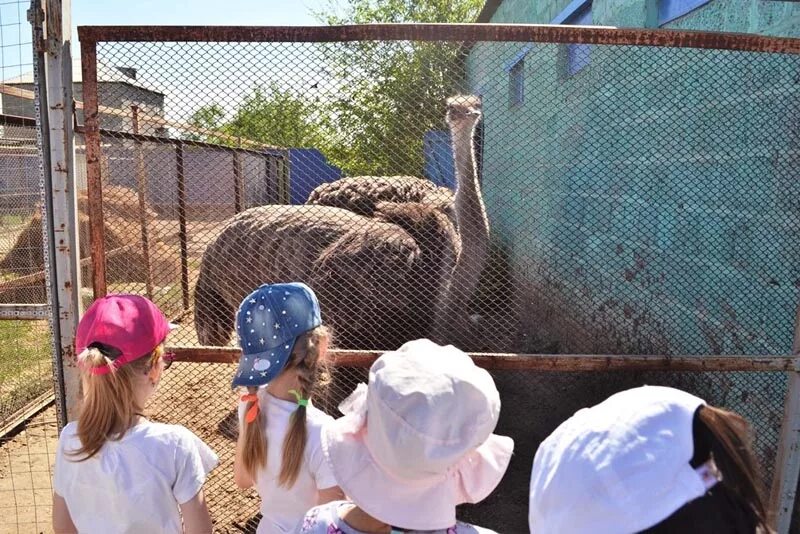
[232,282,322,388]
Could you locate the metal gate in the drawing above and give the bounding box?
[77,24,800,532]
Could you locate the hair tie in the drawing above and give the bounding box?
[288,389,308,407]
[240,394,260,424]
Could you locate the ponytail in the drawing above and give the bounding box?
[696,405,770,530]
[279,325,330,487]
[239,326,330,487]
[241,386,268,476]
[72,345,162,460]
[645,405,771,533]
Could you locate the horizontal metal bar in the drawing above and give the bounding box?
[74,124,286,157]
[0,304,50,319]
[167,346,800,372]
[0,392,54,440]
[77,24,800,54]
[0,113,37,128]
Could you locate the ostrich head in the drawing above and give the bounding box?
[445,95,482,133]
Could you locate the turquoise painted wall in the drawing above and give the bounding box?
[467,0,800,355]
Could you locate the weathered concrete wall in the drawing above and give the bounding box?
[467,0,800,357]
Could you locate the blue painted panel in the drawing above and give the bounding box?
[552,0,592,25]
[288,148,342,205]
[504,44,533,72]
[566,7,593,76]
[658,0,711,26]
[423,130,456,190]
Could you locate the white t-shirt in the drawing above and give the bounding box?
[299,501,497,534]
[54,419,218,534]
[238,388,337,534]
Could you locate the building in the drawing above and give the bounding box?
[466,0,800,355]
[2,58,165,135]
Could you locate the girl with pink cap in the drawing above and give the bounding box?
[299,338,514,534]
[52,294,218,534]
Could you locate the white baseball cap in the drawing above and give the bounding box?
[529,385,721,533]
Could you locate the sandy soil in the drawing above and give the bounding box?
[0,406,58,534]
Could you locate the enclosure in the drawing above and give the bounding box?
[66,23,800,533]
[0,14,798,533]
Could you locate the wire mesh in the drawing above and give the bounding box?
[0,2,59,532]
[80,28,800,532]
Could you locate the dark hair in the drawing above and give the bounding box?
[643,405,772,534]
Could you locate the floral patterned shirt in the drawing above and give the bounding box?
[298,501,497,534]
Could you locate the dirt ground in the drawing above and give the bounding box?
[0,406,58,534]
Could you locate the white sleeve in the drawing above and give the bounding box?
[52,428,68,496]
[307,421,337,490]
[172,427,219,504]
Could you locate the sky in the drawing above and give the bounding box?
[0,0,343,121]
[1,0,333,82]
[70,0,328,33]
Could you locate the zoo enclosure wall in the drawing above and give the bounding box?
[77,24,800,533]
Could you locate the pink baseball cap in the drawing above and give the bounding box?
[76,294,176,375]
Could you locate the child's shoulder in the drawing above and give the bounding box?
[136,421,203,444]
[305,404,335,428]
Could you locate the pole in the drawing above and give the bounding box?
[771,301,800,532]
[176,142,189,311]
[36,0,82,422]
[131,105,153,299]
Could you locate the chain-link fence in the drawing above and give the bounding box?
[77,25,800,532]
[0,1,59,532]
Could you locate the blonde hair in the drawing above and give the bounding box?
[71,344,163,460]
[241,325,331,487]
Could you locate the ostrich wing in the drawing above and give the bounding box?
[194,204,422,347]
[306,175,453,218]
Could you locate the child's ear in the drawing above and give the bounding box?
[319,336,330,360]
[148,361,163,384]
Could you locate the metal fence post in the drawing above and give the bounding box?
[131,105,153,300]
[80,37,107,298]
[233,150,243,213]
[176,142,189,312]
[37,0,82,422]
[771,302,800,532]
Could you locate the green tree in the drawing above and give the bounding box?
[315,0,483,176]
[187,84,326,148]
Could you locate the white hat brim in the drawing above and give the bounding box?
[322,412,514,531]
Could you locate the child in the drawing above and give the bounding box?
[299,338,515,534]
[52,294,218,534]
[232,282,343,533]
[529,385,770,533]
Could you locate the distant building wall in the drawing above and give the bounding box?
[1,82,164,134]
[466,0,800,355]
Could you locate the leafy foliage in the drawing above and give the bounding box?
[187,0,482,176]
[314,0,483,176]
[187,84,326,148]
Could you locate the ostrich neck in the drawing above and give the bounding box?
[452,122,489,268]
[433,120,490,344]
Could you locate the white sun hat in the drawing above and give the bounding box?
[529,385,720,534]
[322,339,514,531]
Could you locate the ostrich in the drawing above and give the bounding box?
[193,95,487,350]
[307,175,455,222]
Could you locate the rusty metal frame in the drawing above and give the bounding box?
[77,24,800,54]
[78,24,800,529]
[77,24,800,298]
[169,346,800,371]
